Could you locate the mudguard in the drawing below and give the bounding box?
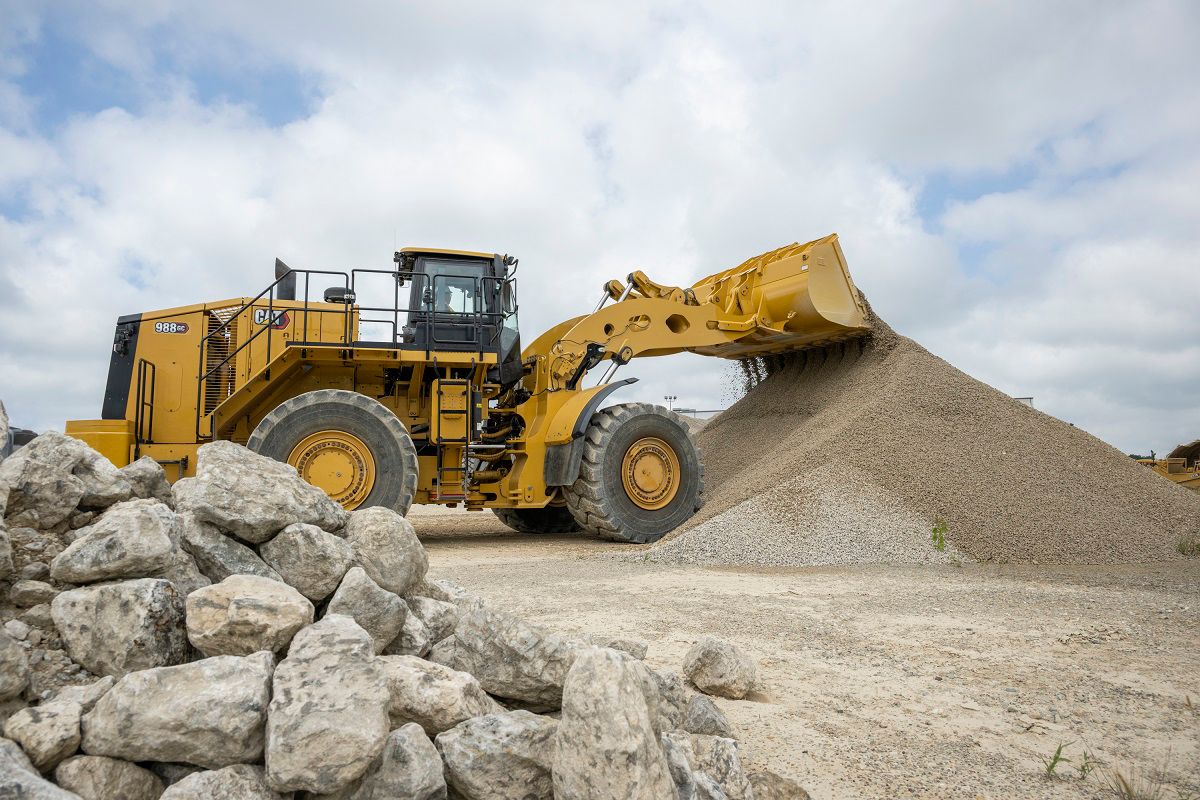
[543,378,638,487]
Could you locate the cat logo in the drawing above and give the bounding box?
[253,308,290,330]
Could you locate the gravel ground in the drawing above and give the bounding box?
[662,311,1200,565]
[411,510,1200,800]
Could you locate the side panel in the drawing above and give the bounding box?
[65,419,135,468]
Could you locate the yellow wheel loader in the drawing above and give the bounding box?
[66,234,869,542]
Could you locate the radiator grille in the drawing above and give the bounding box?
[202,308,239,417]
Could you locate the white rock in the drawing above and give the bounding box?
[683,695,734,738]
[50,499,178,584]
[179,513,282,583]
[407,596,458,643]
[51,578,188,677]
[185,574,314,657]
[0,432,131,530]
[54,755,164,800]
[265,615,389,794]
[651,670,691,733]
[345,507,427,595]
[160,764,284,799]
[10,579,59,607]
[662,733,754,800]
[259,522,354,602]
[749,768,811,800]
[334,724,447,800]
[0,398,10,462]
[119,456,175,506]
[154,547,211,597]
[0,521,12,580]
[435,711,557,800]
[448,606,581,707]
[382,607,431,657]
[0,628,30,700]
[3,697,82,771]
[379,655,503,736]
[682,637,757,700]
[0,736,82,799]
[553,647,674,800]
[172,441,346,543]
[81,652,274,768]
[326,567,406,653]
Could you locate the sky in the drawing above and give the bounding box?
[0,1,1197,456]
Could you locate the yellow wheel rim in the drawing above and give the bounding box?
[288,430,375,510]
[621,436,680,510]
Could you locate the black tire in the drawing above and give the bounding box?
[246,390,419,514]
[563,402,704,543]
[493,505,582,534]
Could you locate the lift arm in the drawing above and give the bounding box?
[525,233,871,393]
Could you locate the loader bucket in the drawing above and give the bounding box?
[690,233,870,359]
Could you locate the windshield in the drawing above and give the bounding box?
[422,259,481,314]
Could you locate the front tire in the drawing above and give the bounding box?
[563,403,704,543]
[493,505,582,534]
[247,390,419,514]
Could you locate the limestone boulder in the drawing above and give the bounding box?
[81,652,274,768]
[54,755,164,800]
[0,522,12,580]
[553,647,674,800]
[173,441,346,543]
[651,670,691,733]
[51,579,188,677]
[186,574,314,657]
[684,695,734,738]
[407,595,458,643]
[0,398,10,461]
[382,608,431,657]
[154,548,211,597]
[423,578,485,614]
[435,711,557,800]
[0,431,131,530]
[682,636,757,700]
[258,523,354,602]
[160,765,283,799]
[749,768,811,800]
[179,514,282,583]
[589,635,649,660]
[326,567,406,653]
[333,724,447,800]
[379,655,503,736]
[0,736,82,799]
[119,456,175,506]
[0,628,29,700]
[265,615,389,795]
[3,697,82,771]
[345,507,427,595]
[10,579,59,607]
[449,606,581,707]
[662,733,754,800]
[50,500,178,584]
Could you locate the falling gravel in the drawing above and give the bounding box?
[657,308,1200,566]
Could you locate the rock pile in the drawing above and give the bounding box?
[0,431,807,798]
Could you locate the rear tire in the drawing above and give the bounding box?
[493,505,582,534]
[247,390,419,514]
[563,403,704,543]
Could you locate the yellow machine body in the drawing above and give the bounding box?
[1138,440,1200,493]
[66,234,870,514]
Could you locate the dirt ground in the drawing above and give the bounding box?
[409,506,1200,800]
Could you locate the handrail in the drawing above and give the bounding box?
[195,264,516,441]
[135,358,156,458]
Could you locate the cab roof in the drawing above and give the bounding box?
[398,247,495,260]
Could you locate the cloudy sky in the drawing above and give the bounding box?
[1,1,1196,455]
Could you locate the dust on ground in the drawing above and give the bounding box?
[409,506,1200,800]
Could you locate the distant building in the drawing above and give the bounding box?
[1013,396,1034,407]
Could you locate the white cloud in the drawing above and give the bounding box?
[0,0,1196,455]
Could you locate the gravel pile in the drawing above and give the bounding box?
[657,308,1200,566]
[0,432,807,798]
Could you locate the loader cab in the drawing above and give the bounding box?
[395,248,522,389]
